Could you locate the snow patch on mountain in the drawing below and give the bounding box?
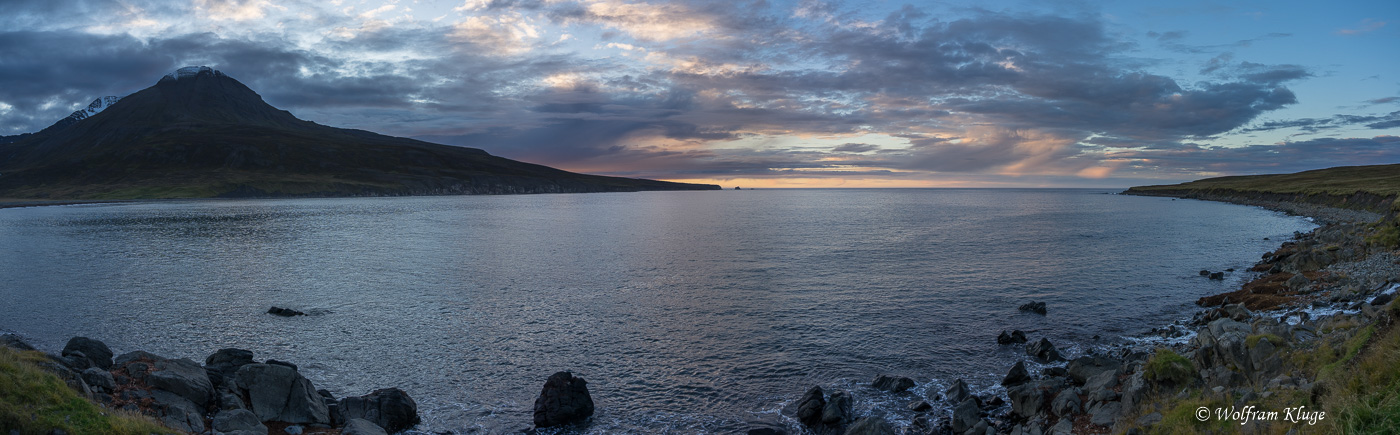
[67,96,122,122]
[162,66,224,81]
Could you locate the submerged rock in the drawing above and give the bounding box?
[1018,301,1048,315]
[267,306,305,317]
[533,372,594,428]
[871,374,916,393]
[997,329,1028,344]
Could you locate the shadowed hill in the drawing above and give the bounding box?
[0,67,719,199]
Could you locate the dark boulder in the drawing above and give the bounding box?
[235,363,330,424]
[846,417,895,435]
[342,418,389,435]
[997,330,1028,345]
[795,386,826,427]
[81,367,116,393]
[1373,293,1395,306]
[1002,361,1032,387]
[148,357,214,407]
[205,348,256,379]
[1066,355,1122,385]
[62,337,114,370]
[1018,302,1047,315]
[908,400,932,412]
[871,374,916,393]
[338,388,420,433]
[1209,272,1225,280]
[821,390,853,426]
[212,409,267,435]
[1006,383,1046,418]
[944,379,971,404]
[1026,338,1065,363]
[151,389,205,433]
[532,372,594,428]
[951,397,980,434]
[1199,270,1211,276]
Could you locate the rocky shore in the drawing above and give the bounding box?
[765,195,1398,435]
[0,336,421,435]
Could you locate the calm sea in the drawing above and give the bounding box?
[0,189,1314,433]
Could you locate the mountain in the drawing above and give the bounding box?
[0,96,122,145]
[0,66,719,199]
[1124,163,1400,213]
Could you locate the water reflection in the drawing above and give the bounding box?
[0,191,1313,433]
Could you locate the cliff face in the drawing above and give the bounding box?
[0,66,720,199]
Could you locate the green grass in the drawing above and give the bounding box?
[1368,220,1400,249]
[1143,348,1195,386]
[1319,315,1400,433]
[1126,164,1400,198]
[1246,333,1289,349]
[0,347,171,434]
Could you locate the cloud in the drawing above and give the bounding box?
[195,0,280,21]
[1241,111,1400,133]
[1104,136,1400,177]
[1337,19,1386,35]
[832,143,877,153]
[0,0,1385,185]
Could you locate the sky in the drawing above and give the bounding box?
[0,0,1397,188]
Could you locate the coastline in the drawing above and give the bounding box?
[787,192,1397,435]
[2,190,1395,434]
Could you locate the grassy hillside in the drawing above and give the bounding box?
[1125,164,1400,213]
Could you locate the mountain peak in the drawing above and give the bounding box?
[161,66,224,82]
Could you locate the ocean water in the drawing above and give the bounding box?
[0,189,1314,433]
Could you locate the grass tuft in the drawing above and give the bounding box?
[1143,348,1195,386]
[0,346,171,435]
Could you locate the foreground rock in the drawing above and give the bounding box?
[792,386,858,434]
[1025,337,1065,362]
[63,336,115,370]
[533,371,595,428]
[235,363,330,424]
[338,387,421,433]
[212,409,268,435]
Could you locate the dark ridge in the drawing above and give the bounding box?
[0,67,719,199]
